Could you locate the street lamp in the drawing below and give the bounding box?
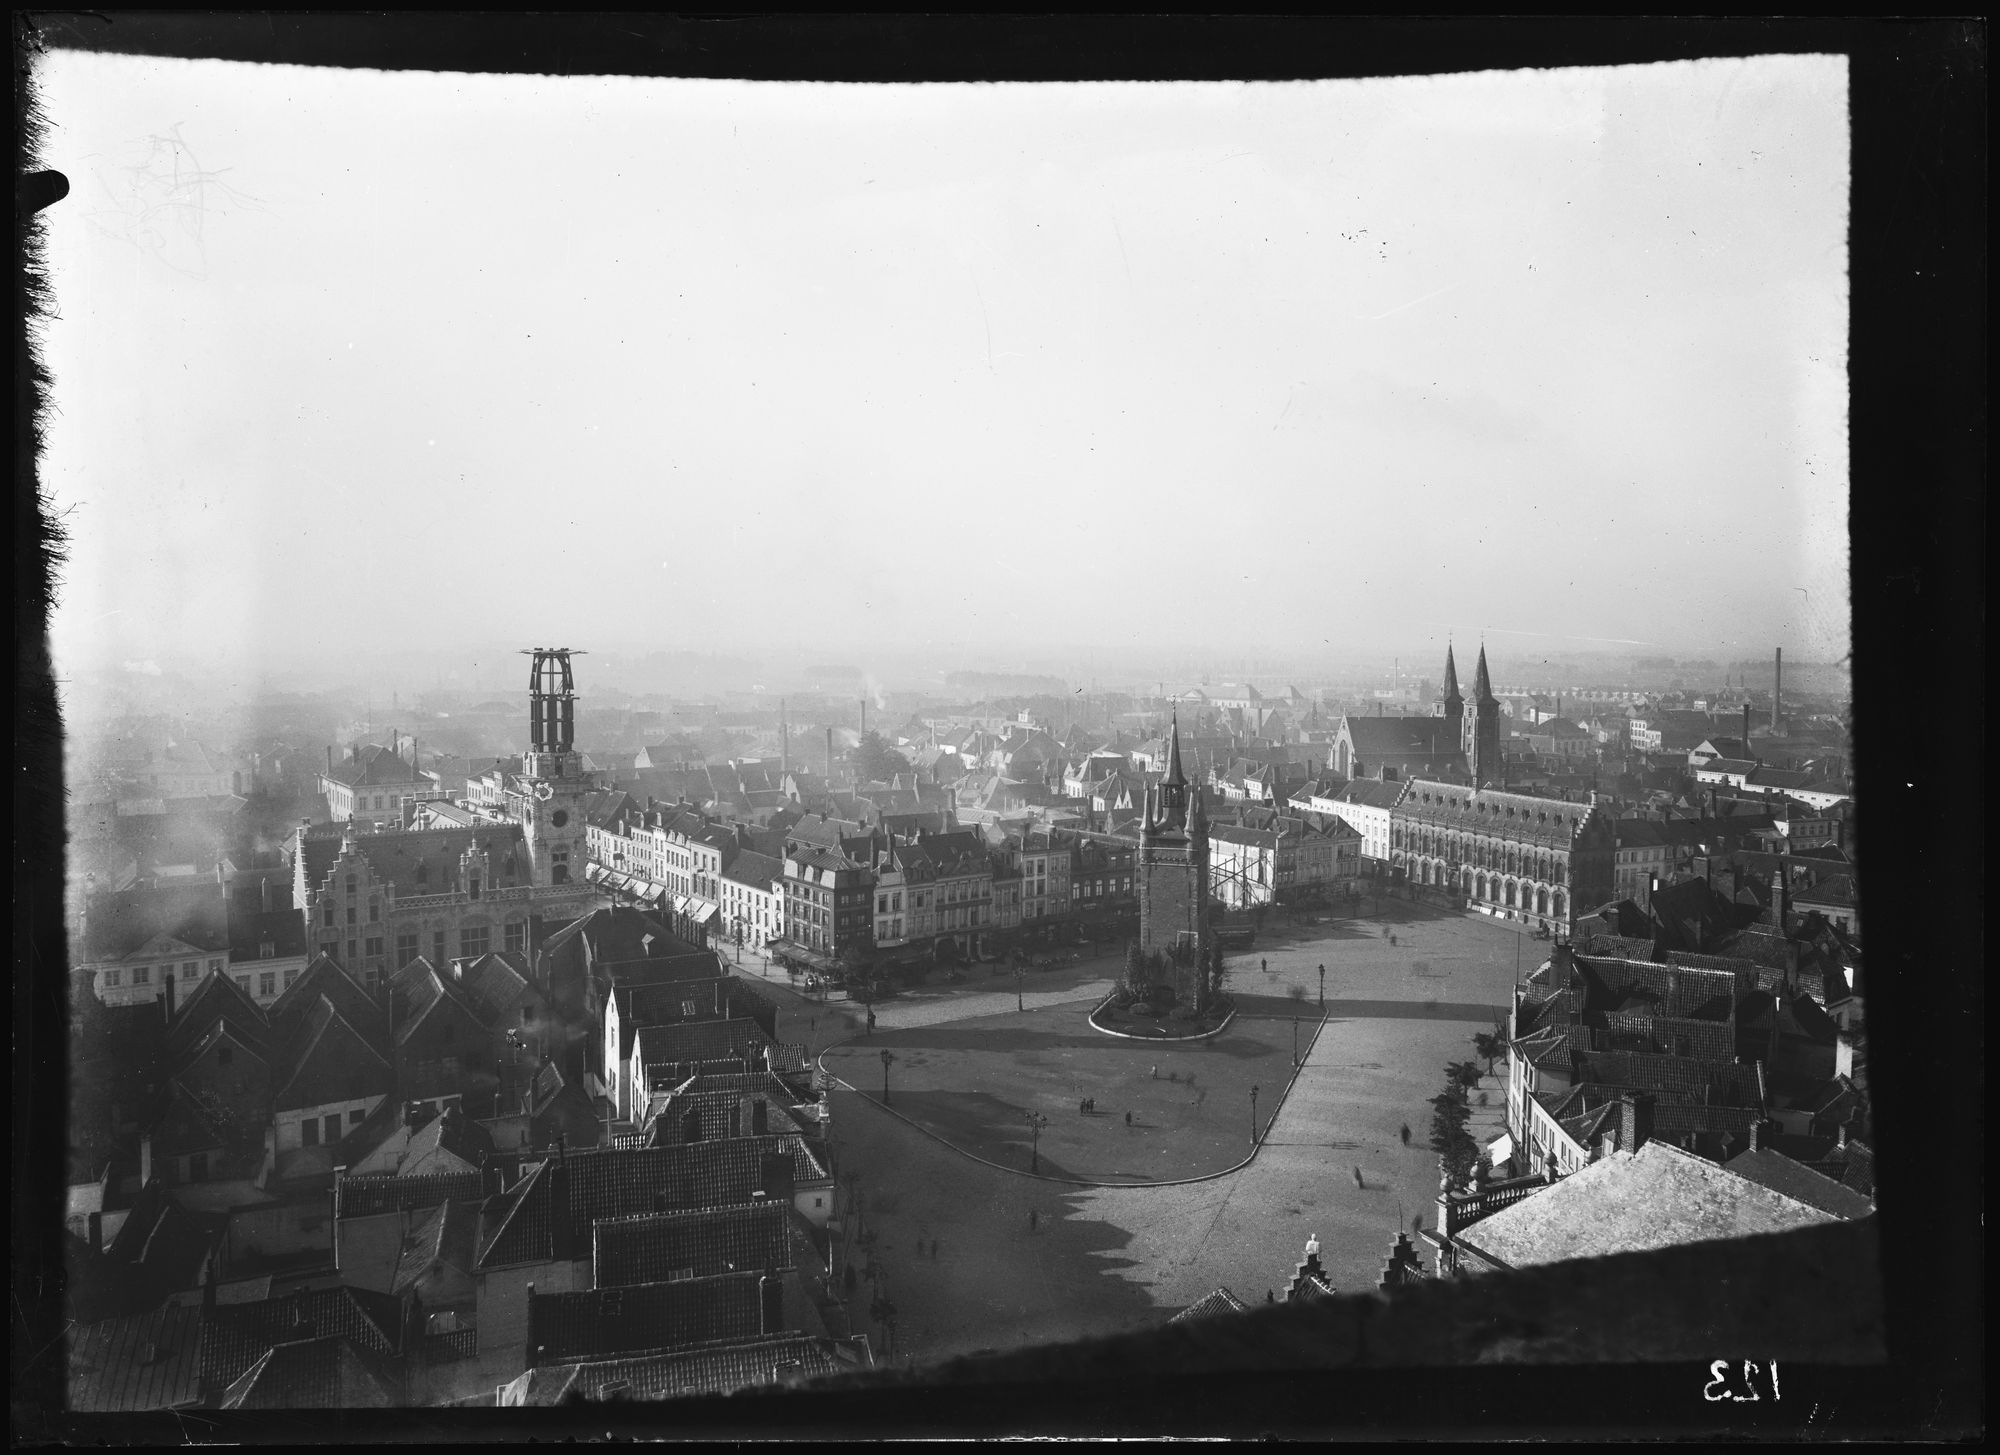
[1292,1016,1299,1068]
[1015,965,1024,1013]
[879,1049,894,1106]
[1250,1085,1260,1146]
[1318,963,1325,1008]
[1028,1111,1049,1173]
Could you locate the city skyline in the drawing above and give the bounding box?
[38,52,1848,683]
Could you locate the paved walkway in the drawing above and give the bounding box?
[802,910,1529,1364]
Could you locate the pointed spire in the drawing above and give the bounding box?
[1473,643,1496,704]
[1163,707,1187,788]
[1442,643,1463,705]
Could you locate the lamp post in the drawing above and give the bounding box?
[1015,965,1024,1013]
[879,1049,894,1107]
[1250,1085,1260,1146]
[1292,1016,1299,1068]
[1318,963,1325,1008]
[1028,1111,1049,1173]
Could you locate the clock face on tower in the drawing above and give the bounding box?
[552,809,570,828]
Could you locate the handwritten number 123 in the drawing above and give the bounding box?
[1705,1360,1779,1402]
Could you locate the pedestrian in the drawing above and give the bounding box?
[1353,1165,1364,1190]
[1261,958,1268,974]
[1150,1065,1157,1080]
[1028,1209,1038,1233]
[1125,1111,1133,1127]
[1400,1124,1412,1147]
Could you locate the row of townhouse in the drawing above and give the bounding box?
[1204,809,1364,909]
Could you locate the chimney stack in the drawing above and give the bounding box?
[1773,647,1782,733]
[1743,703,1751,755]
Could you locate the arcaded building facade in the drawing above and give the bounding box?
[1388,780,1615,933]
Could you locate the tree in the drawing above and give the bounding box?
[849,730,911,784]
[1447,1060,1483,1092]
[1428,1088,1478,1183]
[1203,939,1228,1009]
[1472,1027,1506,1074]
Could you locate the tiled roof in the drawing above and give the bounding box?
[592,1200,801,1288]
[321,744,428,789]
[478,1140,829,1271]
[64,1300,208,1411]
[1341,716,1458,754]
[1454,1141,1836,1270]
[268,955,385,1043]
[299,824,530,902]
[457,950,540,1020]
[722,850,785,890]
[506,1334,848,1405]
[336,1170,487,1219]
[272,998,394,1113]
[1334,779,1407,809]
[1723,1148,1874,1219]
[528,1272,771,1364]
[635,1018,775,1072]
[1168,1288,1248,1324]
[218,1333,402,1408]
[200,1285,406,1393]
[78,881,234,965]
[390,1199,483,1292]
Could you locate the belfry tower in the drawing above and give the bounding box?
[1465,644,1502,787]
[1137,710,1212,1007]
[518,647,592,886]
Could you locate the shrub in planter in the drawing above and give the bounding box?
[1133,1003,1155,1018]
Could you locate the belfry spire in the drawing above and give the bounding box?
[1163,707,1187,789]
[1473,643,1496,704]
[1442,643,1463,709]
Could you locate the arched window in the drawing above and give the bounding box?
[1475,873,1488,899]
[1552,889,1566,919]
[1536,887,1549,915]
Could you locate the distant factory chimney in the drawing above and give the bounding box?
[1773,647,1783,733]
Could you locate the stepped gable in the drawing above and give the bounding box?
[591,1201,798,1288]
[528,1272,770,1364]
[299,823,529,902]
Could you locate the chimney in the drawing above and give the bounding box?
[1618,1093,1653,1154]
[1742,703,1751,755]
[163,972,177,1020]
[1773,647,1782,732]
[751,1099,769,1135]
[758,1150,796,1207]
[759,1267,785,1335]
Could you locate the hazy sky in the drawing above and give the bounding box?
[37,52,1849,683]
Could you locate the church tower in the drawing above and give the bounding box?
[1439,643,1464,742]
[518,647,593,887]
[1465,644,1501,787]
[1137,710,1212,1008]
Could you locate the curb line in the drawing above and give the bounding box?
[814,1007,1333,1191]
